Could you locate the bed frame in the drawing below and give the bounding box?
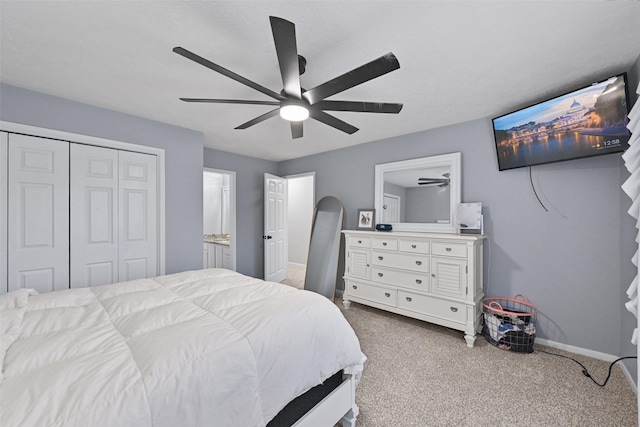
[268,371,359,427]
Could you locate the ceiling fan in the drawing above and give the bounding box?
[418,173,450,187]
[173,16,403,139]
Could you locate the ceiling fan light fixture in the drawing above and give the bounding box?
[280,103,309,121]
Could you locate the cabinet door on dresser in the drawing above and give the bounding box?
[346,235,371,280]
[430,256,467,298]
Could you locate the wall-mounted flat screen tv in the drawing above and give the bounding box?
[492,73,631,171]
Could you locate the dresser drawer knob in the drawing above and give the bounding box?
[378,273,384,277]
[432,273,436,278]
[385,292,391,297]
[358,240,362,244]
[352,285,358,290]
[450,307,458,312]
[446,247,452,252]
[382,242,387,246]
[411,244,417,248]
[415,279,422,284]
[406,297,412,302]
[378,256,384,260]
[415,261,422,266]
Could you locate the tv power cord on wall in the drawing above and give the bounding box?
[536,348,637,387]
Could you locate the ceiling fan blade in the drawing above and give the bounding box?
[303,53,400,105]
[180,98,280,106]
[310,111,358,134]
[173,47,283,101]
[314,100,403,114]
[290,121,303,139]
[234,108,280,130]
[270,16,302,99]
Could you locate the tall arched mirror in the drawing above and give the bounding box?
[374,152,461,233]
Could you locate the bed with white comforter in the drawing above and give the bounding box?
[0,268,365,427]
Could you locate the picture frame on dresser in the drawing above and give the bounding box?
[356,209,375,230]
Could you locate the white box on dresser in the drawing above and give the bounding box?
[342,230,484,347]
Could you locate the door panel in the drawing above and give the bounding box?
[70,144,119,288]
[264,173,287,282]
[8,134,69,292]
[0,133,6,293]
[119,151,157,281]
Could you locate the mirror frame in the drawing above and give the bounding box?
[374,152,461,234]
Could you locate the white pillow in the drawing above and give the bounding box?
[0,288,37,310]
[0,289,37,382]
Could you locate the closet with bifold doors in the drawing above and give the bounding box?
[0,130,160,294]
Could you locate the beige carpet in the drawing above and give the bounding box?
[280,263,306,289]
[337,301,637,427]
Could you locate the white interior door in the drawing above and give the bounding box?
[383,193,400,223]
[0,132,7,293]
[70,144,119,288]
[119,150,157,281]
[8,134,69,293]
[264,173,288,282]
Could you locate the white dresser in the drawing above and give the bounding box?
[342,230,484,347]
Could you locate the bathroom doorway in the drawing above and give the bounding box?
[203,168,236,271]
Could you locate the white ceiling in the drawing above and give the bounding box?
[1,1,639,162]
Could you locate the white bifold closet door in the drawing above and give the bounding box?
[70,144,157,288]
[7,134,70,293]
[1,132,9,293]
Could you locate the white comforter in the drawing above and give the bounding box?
[0,269,365,427]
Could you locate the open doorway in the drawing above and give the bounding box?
[203,168,236,271]
[281,172,314,289]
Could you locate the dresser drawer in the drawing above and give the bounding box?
[372,251,429,273]
[347,281,397,307]
[348,236,371,248]
[432,242,467,258]
[372,238,398,251]
[398,291,466,324]
[398,239,430,254]
[371,267,429,292]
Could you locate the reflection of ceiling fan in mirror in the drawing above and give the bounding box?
[418,173,450,187]
[173,16,403,139]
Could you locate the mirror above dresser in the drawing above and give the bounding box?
[374,152,461,233]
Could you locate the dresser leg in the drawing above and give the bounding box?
[464,334,476,348]
[343,299,351,309]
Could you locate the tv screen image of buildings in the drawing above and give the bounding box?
[493,75,631,170]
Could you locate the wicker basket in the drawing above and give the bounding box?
[482,294,538,353]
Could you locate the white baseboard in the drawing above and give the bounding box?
[536,337,637,395]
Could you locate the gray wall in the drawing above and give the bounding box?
[405,186,450,223]
[203,148,278,277]
[0,83,204,275]
[279,113,636,361]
